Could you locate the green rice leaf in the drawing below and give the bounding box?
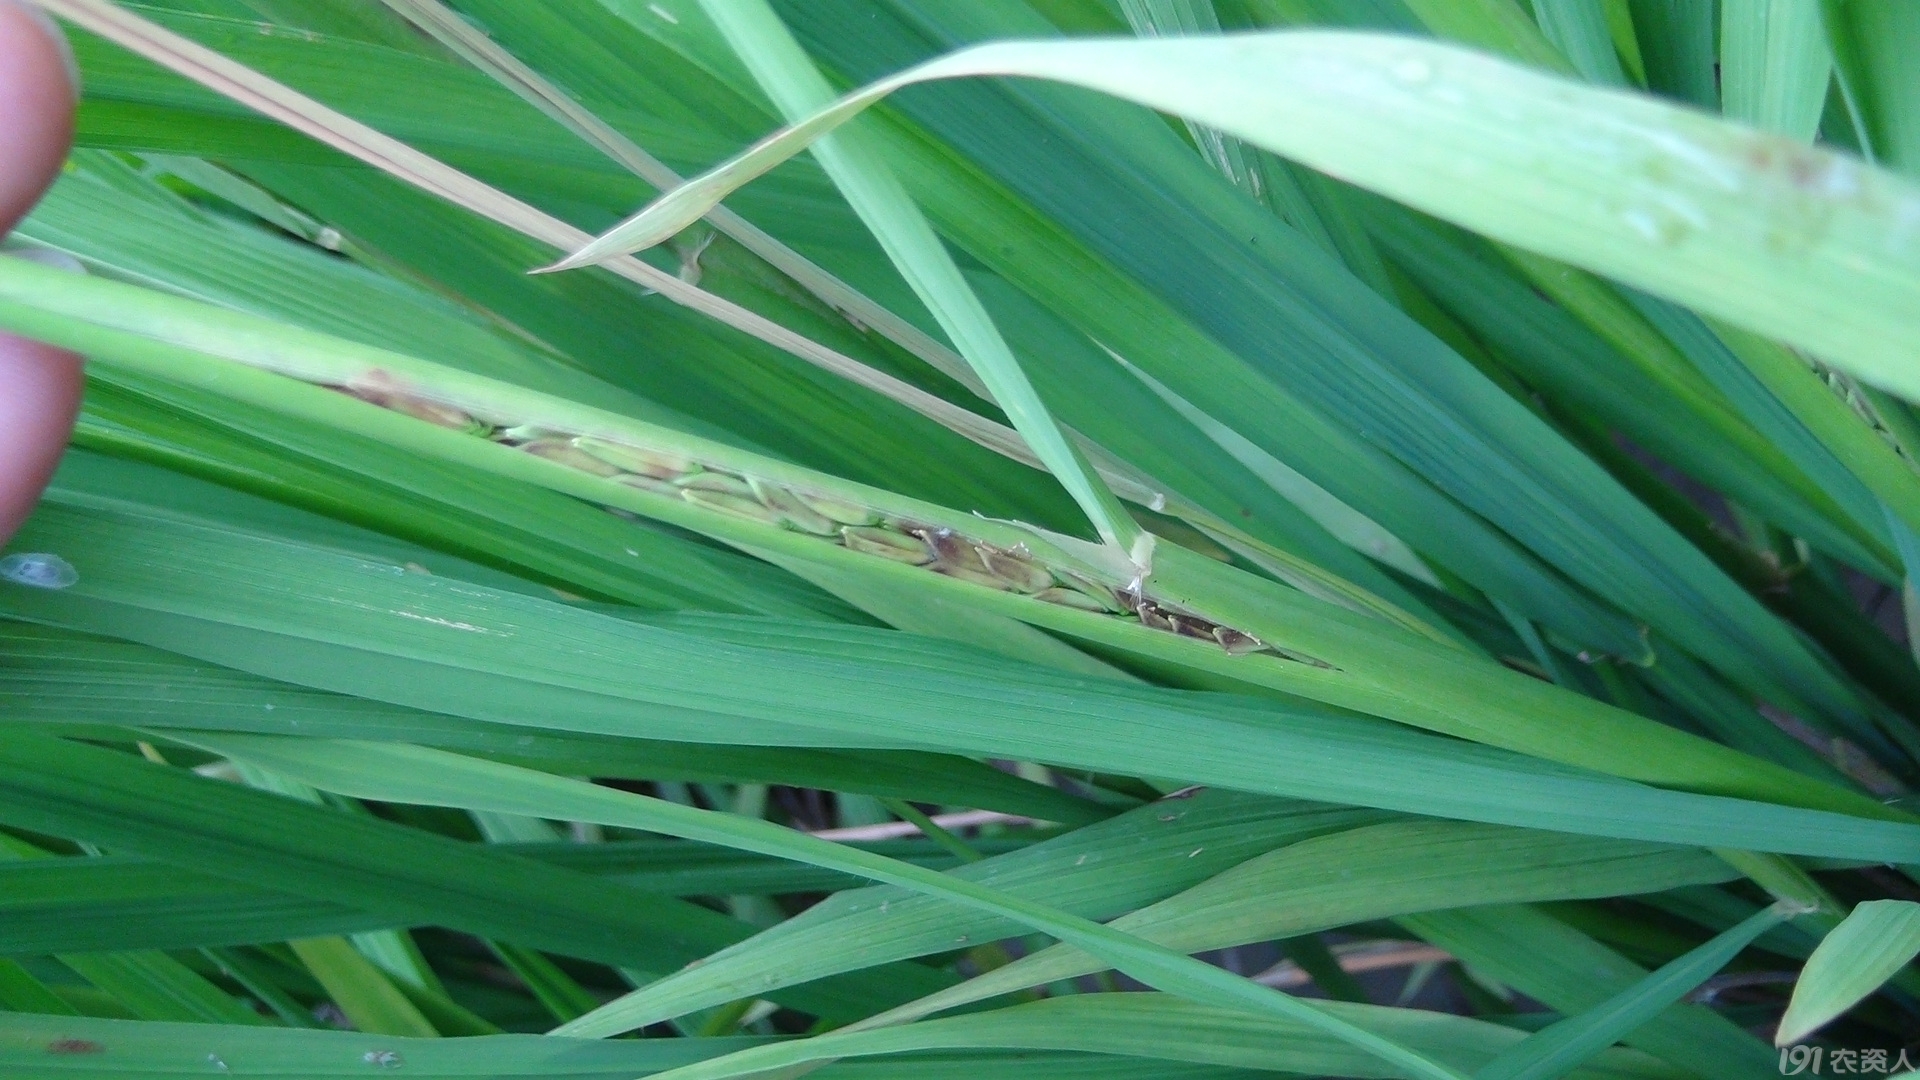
[1529,0,1626,85]
[837,820,1743,1034]
[1722,0,1833,142]
[1474,900,1795,1080]
[559,30,1920,404]
[672,0,1144,557]
[1405,904,1780,1080]
[53,951,265,1027]
[1626,0,1719,107]
[484,791,1389,1030]
[12,3,1920,1060]
[0,838,1035,957]
[185,735,1472,1080]
[288,937,439,1038]
[574,993,1683,1080]
[0,260,1894,822]
[0,1010,761,1078]
[0,730,938,1020]
[8,498,1916,857]
[1776,899,1920,1044]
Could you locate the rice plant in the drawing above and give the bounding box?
[2,0,1919,1076]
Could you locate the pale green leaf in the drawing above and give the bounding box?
[1476,901,1795,1079]
[559,31,1920,403]
[1776,899,1920,1044]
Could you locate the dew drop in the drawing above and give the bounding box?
[0,553,77,590]
[363,1049,403,1069]
[12,247,86,274]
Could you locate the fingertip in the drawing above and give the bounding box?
[13,2,79,103]
[0,0,78,235]
[0,333,82,545]
[0,2,83,545]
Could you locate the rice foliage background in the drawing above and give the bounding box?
[1,0,1919,1076]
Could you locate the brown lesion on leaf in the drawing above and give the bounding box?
[1726,131,1870,256]
[1741,138,1849,194]
[328,371,493,435]
[323,378,1317,662]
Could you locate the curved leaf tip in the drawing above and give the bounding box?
[1777,899,1920,1045]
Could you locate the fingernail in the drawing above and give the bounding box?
[10,2,81,104]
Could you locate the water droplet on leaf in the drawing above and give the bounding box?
[0,553,76,590]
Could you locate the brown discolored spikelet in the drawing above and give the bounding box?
[749,479,841,536]
[796,492,883,526]
[1213,626,1265,656]
[675,471,757,498]
[841,526,935,565]
[682,487,784,524]
[979,548,1055,593]
[571,437,693,479]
